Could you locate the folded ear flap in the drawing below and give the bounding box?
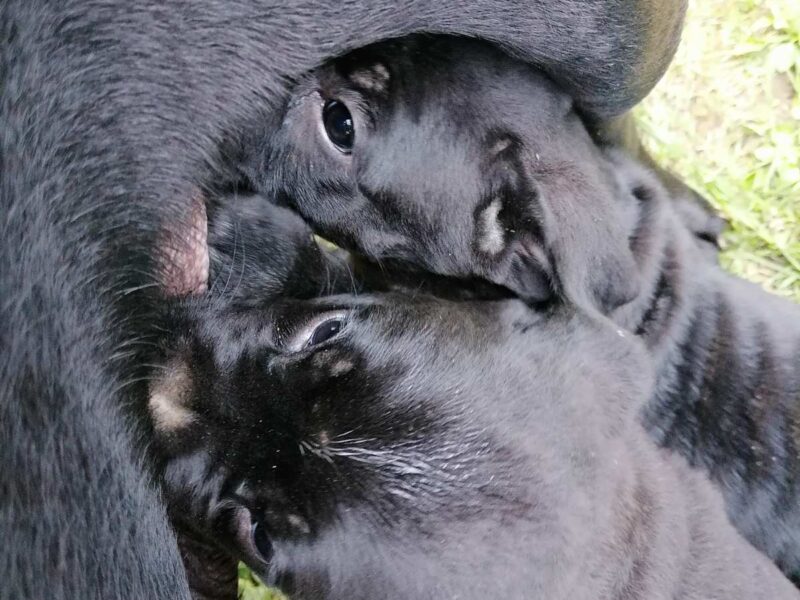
[503,235,556,304]
[554,204,641,314]
[587,238,641,313]
[477,141,640,310]
[531,157,642,314]
[473,199,557,304]
[473,157,558,304]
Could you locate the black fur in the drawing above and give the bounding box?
[256,36,717,308]
[153,276,799,599]
[158,196,358,600]
[2,2,688,596]
[257,38,643,307]
[253,37,800,574]
[608,154,800,575]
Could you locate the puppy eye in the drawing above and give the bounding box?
[306,317,344,347]
[322,100,354,152]
[251,520,274,562]
[285,310,349,352]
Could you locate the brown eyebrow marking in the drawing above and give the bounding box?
[348,63,391,94]
[149,360,196,433]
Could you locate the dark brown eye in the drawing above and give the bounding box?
[322,100,354,152]
[307,318,344,347]
[285,310,349,352]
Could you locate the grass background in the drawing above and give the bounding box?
[239,1,800,596]
[637,0,800,300]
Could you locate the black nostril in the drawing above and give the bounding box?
[251,521,274,562]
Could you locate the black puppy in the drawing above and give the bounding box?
[608,152,800,576]
[259,37,631,307]
[8,2,693,595]
[255,36,800,574]
[151,277,799,600]
[256,36,720,310]
[150,195,357,599]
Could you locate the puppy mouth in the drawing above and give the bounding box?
[211,498,275,571]
[231,505,271,566]
[351,255,516,301]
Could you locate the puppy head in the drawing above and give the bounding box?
[256,37,640,311]
[205,193,356,306]
[155,190,356,305]
[150,294,652,598]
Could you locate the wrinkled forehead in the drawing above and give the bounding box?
[332,40,572,129]
[327,295,549,372]
[329,297,650,421]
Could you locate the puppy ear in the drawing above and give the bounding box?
[557,195,641,313]
[474,153,557,303]
[529,151,644,313]
[473,199,557,304]
[589,241,641,312]
[504,236,556,304]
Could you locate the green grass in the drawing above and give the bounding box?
[238,3,799,596]
[238,563,286,600]
[636,0,800,300]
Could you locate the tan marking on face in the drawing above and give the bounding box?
[477,198,505,255]
[349,63,390,93]
[329,358,355,376]
[287,514,311,535]
[491,137,513,154]
[148,361,195,432]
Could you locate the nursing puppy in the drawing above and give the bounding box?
[255,36,800,574]
[155,195,359,598]
[151,283,799,599]
[255,36,720,310]
[5,2,692,595]
[610,154,800,577]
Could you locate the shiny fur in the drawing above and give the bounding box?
[256,36,718,307]
[252,39,800,575]
[3,2,688,596]
[609,154,800,575]
[152,233,798,599]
